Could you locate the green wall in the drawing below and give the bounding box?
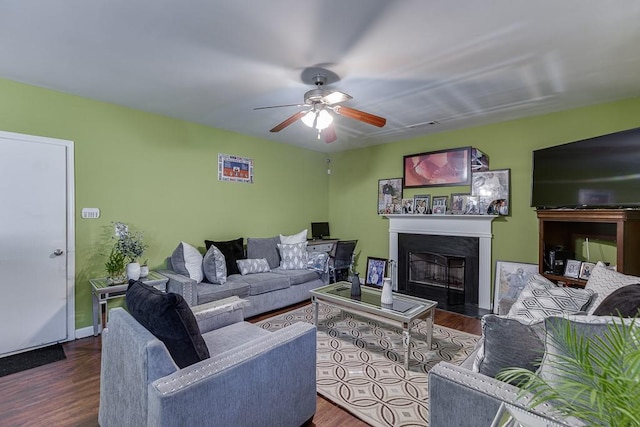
[328,98,640,279]
[0,78,330,329]
[2,74,639,329]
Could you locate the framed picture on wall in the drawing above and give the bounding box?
[493,261,539,314]
[403,146,472,188]
[377,178,403,215]
[365,257,388,287]
[472,169,510,215]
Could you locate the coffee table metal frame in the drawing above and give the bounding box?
[310,281,438,369]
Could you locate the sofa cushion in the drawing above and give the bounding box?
[202,245,227,284]
[238,272,291,295]
[171,241,204,283]
[277,242,308,270]
[237,258,271,275]
[247,236,280,269]
[195,278,251,305]
[585,262,640,314]
[473,315,545,379]
[279,229,307,244]
[507,283,594,322]
[125,280,209,368]
[205,237,245,276]
[592,283,640,317]
[272,267,321,285]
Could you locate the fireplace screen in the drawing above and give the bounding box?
[408,252,465,291]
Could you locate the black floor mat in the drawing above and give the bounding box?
[0,344,66,377]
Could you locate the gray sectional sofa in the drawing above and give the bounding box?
[160,236,329,318]
[429,264,640,426]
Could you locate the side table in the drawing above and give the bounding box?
[90,271,168,336]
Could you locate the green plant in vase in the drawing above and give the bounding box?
[112,221,148,281]
[105,246,127,284]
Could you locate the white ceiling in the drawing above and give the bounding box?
[1,1,639,153]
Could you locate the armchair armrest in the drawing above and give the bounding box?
[191,296,250,333]
[429,362,580,427]
[148,322,317,427]
[158,269,198,306]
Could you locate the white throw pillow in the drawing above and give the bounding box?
[279,229,308,244]
[202,245,227,284]
[170,241,204,283]
[507,282,594,322]
[277,242,308,270]
[236,258,271,275]
[585,262,640,314]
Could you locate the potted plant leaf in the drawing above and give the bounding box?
[497,317,640,426]
[112,221,148,281]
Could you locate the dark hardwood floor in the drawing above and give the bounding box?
[0,303,480,426]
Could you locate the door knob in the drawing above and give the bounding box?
[54,249,64,256]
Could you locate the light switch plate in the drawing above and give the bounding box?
[81,208,100,219]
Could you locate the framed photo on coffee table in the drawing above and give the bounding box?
[365,257,387,287]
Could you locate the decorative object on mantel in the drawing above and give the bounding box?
[381,277,394,306]
[377,178,403,214]
[472,168,510,215]
[413,194,431,214]
[350,272,361,297]
[432,195,448,215]
[218,153,254,184]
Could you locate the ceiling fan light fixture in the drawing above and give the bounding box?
[301,109,333,130]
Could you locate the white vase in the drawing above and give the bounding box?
[126,262,141,281]
[381,277,393,305]
[139,265,149,278]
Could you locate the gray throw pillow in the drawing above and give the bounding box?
[202,245,227,284]
[170,241,203,283]
[247,236,280,269]
[236,258,271,275]
[277,242,308,270]
[473,314,545,379]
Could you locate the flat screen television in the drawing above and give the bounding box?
[531,127,640,209]
[311,222,330,239]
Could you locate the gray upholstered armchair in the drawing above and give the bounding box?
[99,296,317,427]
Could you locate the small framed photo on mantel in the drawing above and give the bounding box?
[413,194,431,214]
[432,196,448,215]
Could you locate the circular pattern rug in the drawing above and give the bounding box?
[257,304,479,426]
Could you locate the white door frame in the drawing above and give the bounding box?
[0,130,75,342]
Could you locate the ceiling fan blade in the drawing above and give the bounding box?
[254,103,304,110]
[322,91,352,105]
[333,105,386,127]
[269,111,307,132]
[322,125,337,143]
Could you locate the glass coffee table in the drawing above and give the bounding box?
[310,282,438,369]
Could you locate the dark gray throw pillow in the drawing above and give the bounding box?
[592,283,640,317]
[125,280,210,368]
[205,237,245,275]
[247,236,281,269]
[474,314,545,379]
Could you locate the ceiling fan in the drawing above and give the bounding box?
[254,73,386,143]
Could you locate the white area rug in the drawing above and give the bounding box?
[257,304,479,427]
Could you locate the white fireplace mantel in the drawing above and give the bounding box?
[386,214,497,310]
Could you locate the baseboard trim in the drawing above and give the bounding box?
[75,326,95,339]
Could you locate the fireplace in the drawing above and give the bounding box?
[387,215,496,313]
[399,233,478,308]
[408,251,466,304]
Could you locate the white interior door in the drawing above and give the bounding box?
[0,131,74,357]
